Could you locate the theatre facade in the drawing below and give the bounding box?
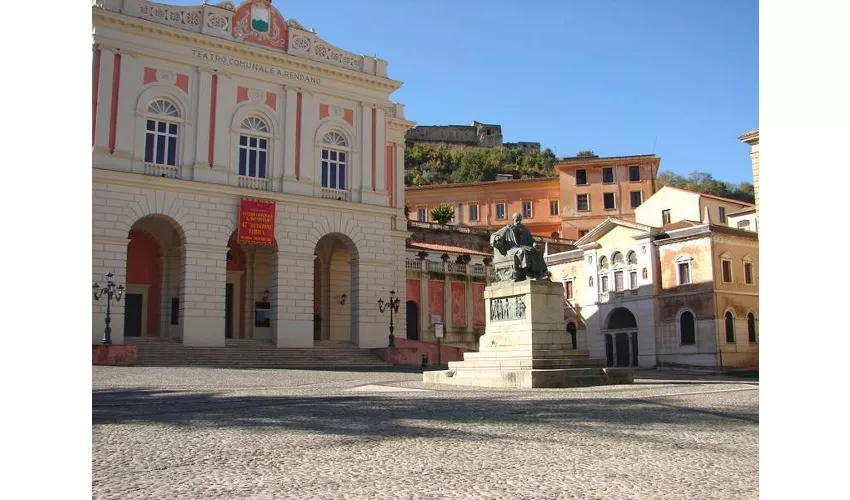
[92,0,414,347]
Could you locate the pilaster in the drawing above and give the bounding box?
[180,243,228,347]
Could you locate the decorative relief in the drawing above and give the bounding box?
[207,14,229,30]
[136,1,202,31]
[384,105,397,118]
[329,105,343,117]
[156,69,176,84]
[248,89,264,102]
[292,35,311,51]
[490,295,527,322]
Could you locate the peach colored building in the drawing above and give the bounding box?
[404,153,661,241]
[554,154,660,240]
[405,177,563,238]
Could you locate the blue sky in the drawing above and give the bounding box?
[171,0,758,183]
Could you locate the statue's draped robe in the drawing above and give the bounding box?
[490,223,548,279]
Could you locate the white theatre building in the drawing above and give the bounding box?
[92,0,414,347]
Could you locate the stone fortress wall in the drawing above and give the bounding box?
[406,121,540,153]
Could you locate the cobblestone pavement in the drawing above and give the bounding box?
[93,367,759,500]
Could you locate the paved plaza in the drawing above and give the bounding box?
[93,367,759,499]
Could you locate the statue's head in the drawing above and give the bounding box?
[512,212,522,223]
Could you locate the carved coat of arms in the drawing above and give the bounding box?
[250,2,270,33]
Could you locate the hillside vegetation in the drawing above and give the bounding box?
[403,142,755,204]
[404,142,558,186]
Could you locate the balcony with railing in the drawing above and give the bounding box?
[143,162,179,178]
[409,259,495,278]
[405,259,421,271]
[321,187,351,201]
[238,176,271,190]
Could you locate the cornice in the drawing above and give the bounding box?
[92,8,403,93]
[92,169,401,218]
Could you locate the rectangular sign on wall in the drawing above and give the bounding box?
[237,198,276,246]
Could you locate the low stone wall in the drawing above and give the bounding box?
[373,338,468,367]
[93,345,138,366]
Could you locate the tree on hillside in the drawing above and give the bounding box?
[430,204,455,224]
[656,171,755,204]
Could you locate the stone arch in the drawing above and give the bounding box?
[305,213,366,255]
[605,307,637,330]
[124,213,188,340]
[135,85,190,119]
[314,118,357,151]
[115,190,194,244]
[312,231,361,343]
[231,103,279,136]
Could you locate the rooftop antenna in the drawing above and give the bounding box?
[651,135,658,154]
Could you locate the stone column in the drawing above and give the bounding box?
[180,243,228,347]
[93,45,116,156]
[374,107,386,193]
[193,67,214,171]
[271,250,314,347]
[420,259,429,336]
[360,102,373,194]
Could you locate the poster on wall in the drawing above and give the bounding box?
[237,198,276,245]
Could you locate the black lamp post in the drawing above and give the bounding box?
[377,290,400,348]
[92,272,125,345]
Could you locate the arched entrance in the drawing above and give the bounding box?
[125,215,185,340]
[227,232,277,341]
[313,233,359,343]
[603,307,639,368]
[406,301,419,341]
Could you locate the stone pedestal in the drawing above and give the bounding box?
[423,280,633,388]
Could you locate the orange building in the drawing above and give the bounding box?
[554,154,660,239]
[405,177,563,238]
[404,154,660,240]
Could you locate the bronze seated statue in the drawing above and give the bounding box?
[489,213,550,282]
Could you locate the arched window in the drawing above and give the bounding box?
[627,251,637,266]
[725,311,735,343]
[238,117,270,179]
[144,99,180,166]
[599,256,609,270]
[747,312,757,343]
[680,310,696,345]
[321,131,349,191]
[612,252,624,267]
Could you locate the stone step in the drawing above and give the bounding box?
[423,368,613,388]
[465,349,593,360]
[446,357,606,370]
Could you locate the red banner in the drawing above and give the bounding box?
[237,198,276,246]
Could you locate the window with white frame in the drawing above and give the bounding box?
[417,208,427,222]
[614,271,624,291]
[495,202,506,220]
[469,203,479,221]
[737,220,751,229]
[600,275,609,293]
[629,270,638,289]
[599,256,609,293]
[144,99,180,166]
[550,200,559,216]
[564,279,574,300]
[238,116,270,178]
[577,194,589,212]
[721,258,732,282]
[744,258,754,285]
[522,200,533,218]
[627,251,638,267]
[320,131,348,190]
[676,256,692,285]
[630,191,643,208]
[603,192,616,210]
[612,252,624,267]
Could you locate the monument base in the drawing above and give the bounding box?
[423,279,634,388]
